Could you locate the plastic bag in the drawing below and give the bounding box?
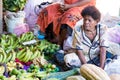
[107,25,120,43]
[100,13,120,28]
[63,36,73,50]
[64,53,81,68]
[4,11,25,33]
[13,23,29,36]
[104,56,120,75]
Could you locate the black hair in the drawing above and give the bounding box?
[81,6,101,21]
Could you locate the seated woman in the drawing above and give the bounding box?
[64,6,116,69]
[37,0,96,47]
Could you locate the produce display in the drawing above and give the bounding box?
[0,32,61,79]
[0,32,112,80]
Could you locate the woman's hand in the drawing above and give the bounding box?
[60,4,71,12]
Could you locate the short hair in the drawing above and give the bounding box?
[81,6,101,21]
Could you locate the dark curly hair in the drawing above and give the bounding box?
[81,6,101,22]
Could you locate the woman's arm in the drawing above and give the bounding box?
[100,47,107,69]
[77,50,87,64]
[61,0,91,10]
[69,0,91,8]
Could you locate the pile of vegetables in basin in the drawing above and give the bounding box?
[3,0,26,12]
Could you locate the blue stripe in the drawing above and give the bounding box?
[76,45,83,50]
[81,29,91,45]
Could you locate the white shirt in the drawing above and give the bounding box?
[72,23,109,61]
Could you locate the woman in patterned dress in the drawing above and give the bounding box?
[37,0,96,47]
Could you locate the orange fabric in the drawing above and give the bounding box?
[37,0,96,35]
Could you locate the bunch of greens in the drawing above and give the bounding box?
[3,0,26,12]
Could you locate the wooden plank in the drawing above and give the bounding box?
[0,0,3,34]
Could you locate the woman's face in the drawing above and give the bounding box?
[83,15,98,31]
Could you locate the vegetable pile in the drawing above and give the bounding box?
[3,0,26,12]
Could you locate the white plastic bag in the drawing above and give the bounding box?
[104,56,120,75]
[106,25,120,43]
[63,36,73,50]
[64,53,81,67]
[4,11,25,33]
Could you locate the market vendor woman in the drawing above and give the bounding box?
[65,6,113,69]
